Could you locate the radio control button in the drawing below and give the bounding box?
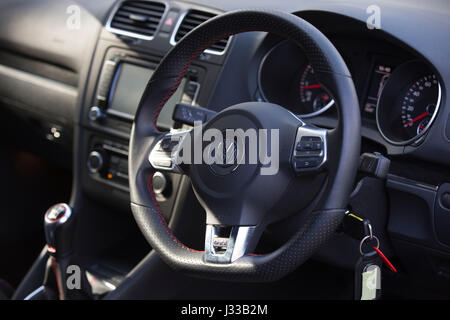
[87,151,104,173]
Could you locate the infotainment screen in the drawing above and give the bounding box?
[107,62,186,127]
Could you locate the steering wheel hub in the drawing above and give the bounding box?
[188,102,303,225]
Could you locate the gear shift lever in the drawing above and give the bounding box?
[44,203,75,257]
[41,203,89,299]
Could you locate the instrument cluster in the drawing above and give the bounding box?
[257,41,441,146]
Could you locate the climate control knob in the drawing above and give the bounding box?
[87,151,104,173]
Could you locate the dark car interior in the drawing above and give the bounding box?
[0,0,449,300]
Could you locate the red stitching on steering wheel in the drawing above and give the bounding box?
[147,173,203,253]
[151,28,260,130]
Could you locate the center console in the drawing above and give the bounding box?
[79,1,231,217]
[89,48,202,128]
[85,48,204,192]
[30,2,235,299]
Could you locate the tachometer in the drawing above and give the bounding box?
[258,41,335,117]
[376,61,441,145]
[299,64,334,115]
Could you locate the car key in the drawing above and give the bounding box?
[354,235,382,300]
[344,212,396,300]
[342,211,373,240]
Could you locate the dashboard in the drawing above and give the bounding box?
[0,0,450,293]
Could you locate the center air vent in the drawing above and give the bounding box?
[172,10,231,55]
[108,1,166,40]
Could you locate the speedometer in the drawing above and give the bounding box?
[376,61,442,145]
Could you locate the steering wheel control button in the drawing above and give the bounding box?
[294,157,320,169]
[160,137,178,152]
[292,127,327,173]
[294,149,322,157]
[149,130,190,172]
[295,137,324,159]
[153,158,172,168]
[297,136,320,150]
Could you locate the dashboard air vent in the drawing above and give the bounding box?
[108,1,166,40]
[173,10,230,54]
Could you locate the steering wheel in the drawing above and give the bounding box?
[129,9,360,282]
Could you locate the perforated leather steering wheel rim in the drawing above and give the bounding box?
[129,9,361,282]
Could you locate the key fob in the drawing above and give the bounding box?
[354,250,382,300]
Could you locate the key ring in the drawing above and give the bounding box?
[359,235,380,255]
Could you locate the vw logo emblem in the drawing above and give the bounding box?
[207,138,241,175]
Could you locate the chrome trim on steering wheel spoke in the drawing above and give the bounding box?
[205,225,257,264]
[148,129,190,173]
[291,124,328,173]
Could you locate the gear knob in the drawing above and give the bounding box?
[44,203,75,257]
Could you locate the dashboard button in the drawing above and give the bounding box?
[88,106,105,121]
[160,11,178,33]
